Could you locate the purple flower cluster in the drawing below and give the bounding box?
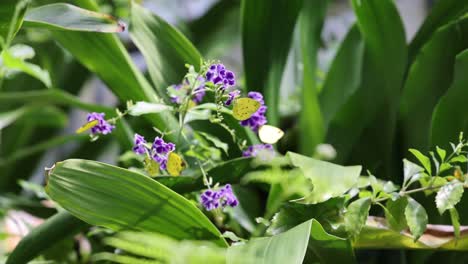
[86,112,114,135]
[132,134,175,170]
[132,134,147,155]
[242,144,274,157]
[240,92,267,131]
[151,137,175,170]
[206,64,235,89]
[225,90,240,106]
[200,184,238,211]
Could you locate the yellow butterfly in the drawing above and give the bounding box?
[75,120,99,134]
[232,98,261,121]
[144,157,159,177]
[259,125,284,144]
[167,152,186,176]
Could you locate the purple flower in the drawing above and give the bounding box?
[242,144,274,157]
[239,92,267,131]
[192,77,206,104]
[200,184,239,211]
[200,189,221,211]
[205,63,235,89]
[169,84,183,104]
[86,112,114,135]
[132,133,147,155]
[151,137,175,170]
[225,90,240,106]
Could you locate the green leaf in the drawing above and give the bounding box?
[45,159,227,246]
[344,197,371,239]
[0,105,66,130]
[431,49,468,147]
[6,211,88,264]
[227,220,311,264]
[1,46,51,87]
[408,149,432,175]
[403,159,425,186]
[385,197,408,232]
[307,219,356,264]
[405,198,428,241]
[435,181,464,214]
[0,0,27,46]
[23,3,125,32]
[48,3,181,143]
[327,0,407,172]
[298,0,327,155]
[450,208,461,240]
[319,25,364,126]
[197,131,229,156]
[241,0,302,125]
[408,0,468,61]
[450,155,468,163]
[356,216,468,250]
[287,152,362,204]
[437,146,447,161]
[127,101,173,116]
[130,3,201,100]
[400,16,468,151]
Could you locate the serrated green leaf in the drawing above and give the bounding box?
[45,159,227,246]
[23,3,125,32]
[408,149,432,175]
[344,197,371,239]
[385,197,408,232]
[435,181,464,214]
[287,152,362,204]
[405,198,428,241]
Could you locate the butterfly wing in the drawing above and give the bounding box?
[75,120,99,134]
[232,98,261,121]
[259,125,284,144]
[167,152,185,176]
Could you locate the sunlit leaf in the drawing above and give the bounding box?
[435,181,464,214]
[128,101,173,116]
[405,198,428,241]
[408,149,432,175]
[344,197,371,239]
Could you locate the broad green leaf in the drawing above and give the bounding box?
[408,149,432,175]
[23,3,125,32]
[95,231,226,264]
[1,47,51,87]
[287,152,362,204]
[385,197,408,232]
[450,208,461,240]
[405,198,428,241]
[0,105,67,130]
[6,211,87,264]
[319,25,364,126]
[45,159,227,246]
[130,3,202,100]
[409,0,468,61]
[403,159,425,186]
[298,0,327,155]
[128,101,173,116]
[400,16,468,151]
[0,0,27,45]
[431,49,468,147]
[227,220,311,264]
[307,219,356,264]
[435,181,464,214]
[327,0,406,174]
[344,197,371,238]
[356,216,468,250]
[48,3,181,144]
[241,0,302,124]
